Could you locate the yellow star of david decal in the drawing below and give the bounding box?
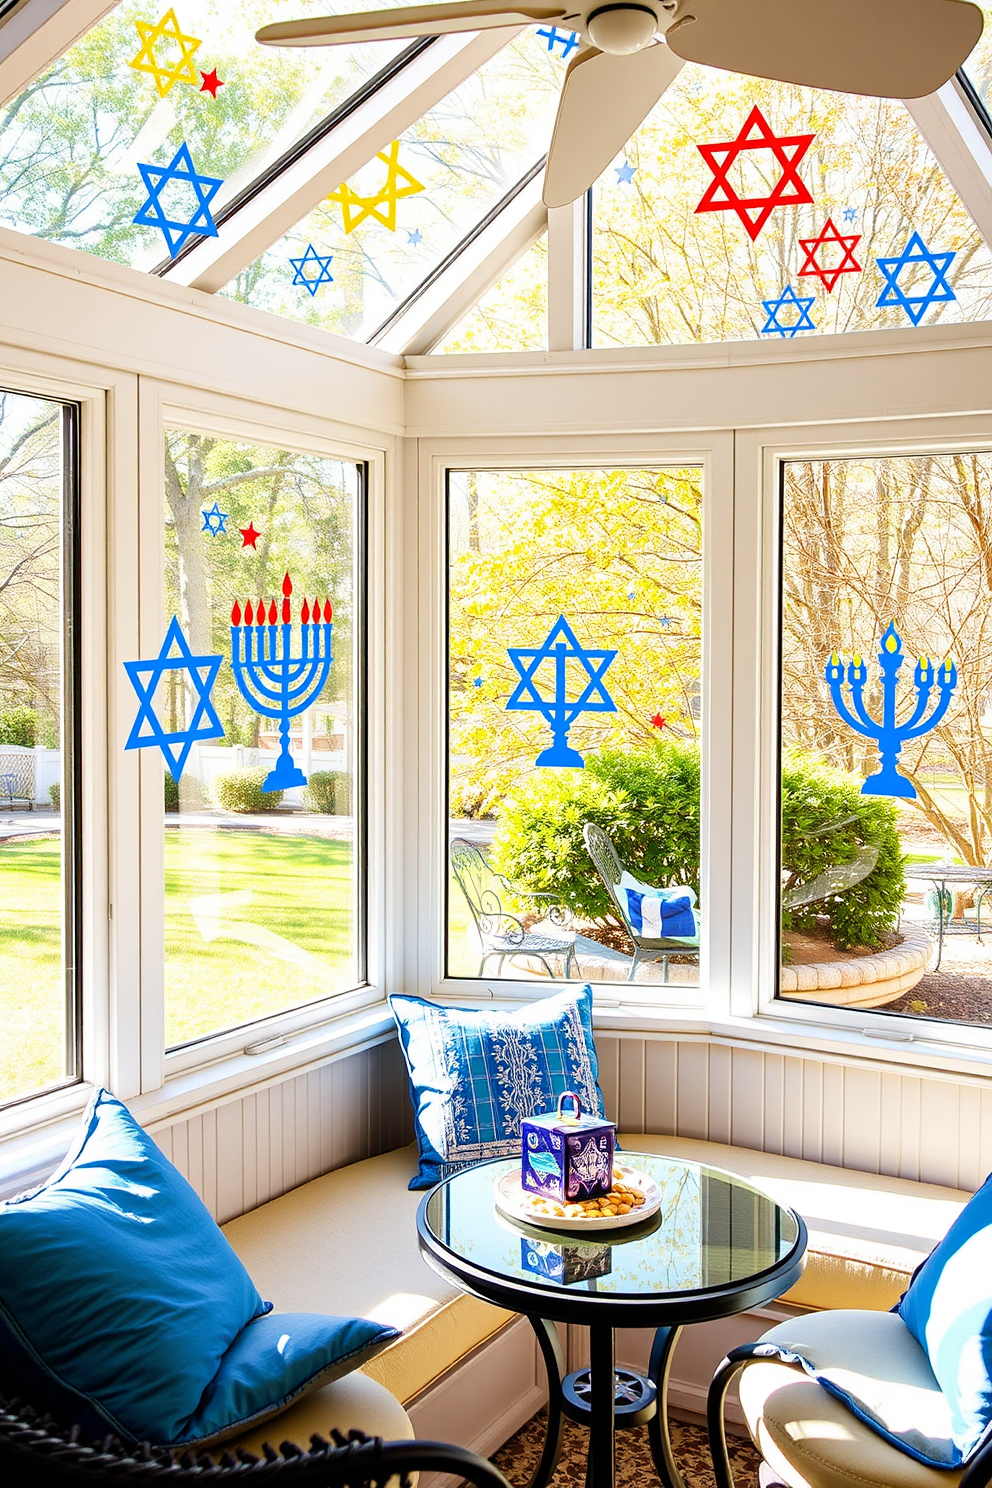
[129,9,202,99]
[326,141,425,233]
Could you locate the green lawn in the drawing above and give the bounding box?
[0,828,356,1098]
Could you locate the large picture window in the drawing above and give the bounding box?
[447,466,703,988]
[0,391,79,1104]
[163,430,364,1048]
[780,450,992,1028]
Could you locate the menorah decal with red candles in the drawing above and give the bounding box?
[231,573,333,792]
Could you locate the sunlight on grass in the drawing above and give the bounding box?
[165,828,356,1047]
[0,837,65,1103]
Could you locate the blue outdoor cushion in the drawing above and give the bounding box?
[390,983,607,1190]
[0,1089,399,1446]
[896,1170,992,1463]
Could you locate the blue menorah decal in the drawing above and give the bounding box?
[506,614,617,768]
[824,622,957,799]
[230,573,333,792]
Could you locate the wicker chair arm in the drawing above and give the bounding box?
[0,1400,513,1488]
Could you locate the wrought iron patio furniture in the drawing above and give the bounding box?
[0,771,32,811]
[582,823,699,984]
[449,836,577,979]
[902,862,992,970]
[0,1396,513,1487]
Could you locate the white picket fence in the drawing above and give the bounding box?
[0,745,60,806]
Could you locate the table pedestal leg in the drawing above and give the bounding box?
[524,1316,566,1488]
[586,1323,616,1488]
[646,1325,685,1488]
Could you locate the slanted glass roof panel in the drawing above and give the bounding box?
[961,5,992,112]
[0,0,408,269]
[591,67,992,347]
[437,233,547,352]
[218,32,561,340]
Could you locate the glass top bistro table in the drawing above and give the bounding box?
[417,1152,806,1488]
[902,863,992,971]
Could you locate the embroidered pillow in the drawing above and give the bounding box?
[389,984,607,1190]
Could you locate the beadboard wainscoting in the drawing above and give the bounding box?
[595,1033,992,1193]
[151,1036,414,1224]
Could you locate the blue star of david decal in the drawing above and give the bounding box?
[289,243,334,297]
[761,284,816,338]
[537,25,580,55]
[201,501,228,535]
[407,228,423,246]
[842,206,858,223]
[133,141,223,258]
[875,231,957,327]
[124,615,224,781]
[615,161,636,184]
[507,614,616,768]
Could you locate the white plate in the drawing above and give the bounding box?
[494,1165,662,1232]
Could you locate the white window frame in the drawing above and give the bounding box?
[137,382,389,1086]
[415,430,736,1013]
[728,411,992,1071]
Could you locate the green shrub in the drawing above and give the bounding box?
[302,770,351,815]
[48,782,60,811]
[0,706,38,747]
[212,767,283,814]
[493,739,904,951]
[781,753,904,950]
[164,773,179,812]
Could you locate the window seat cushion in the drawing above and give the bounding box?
[620,1133,970,1312]
[222,1144,512,1406]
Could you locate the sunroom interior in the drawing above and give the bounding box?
[5,2,992,1485]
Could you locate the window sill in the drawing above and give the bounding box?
[0,997,397,1197]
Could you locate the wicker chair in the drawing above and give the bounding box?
[0,1394,513,1488]
[582,823,699,983]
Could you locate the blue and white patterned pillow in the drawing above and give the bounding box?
[389,985,607,1190]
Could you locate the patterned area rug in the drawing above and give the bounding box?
[493,1409,761,1488]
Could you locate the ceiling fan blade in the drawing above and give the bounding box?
[543,43,683,208]
[257,0,572,47]
[664,0,983,99]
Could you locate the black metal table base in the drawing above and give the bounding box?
[525,1318,685,1488]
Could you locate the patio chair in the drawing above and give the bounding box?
[582,822,700,984]
[449,836,576,979]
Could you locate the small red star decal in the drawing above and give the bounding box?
[199,68,224,97]
[650,714,666,730]
[239,522,261,549]
[798,217,862,293]
[696,106,815,242]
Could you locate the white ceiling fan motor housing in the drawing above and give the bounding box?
[585,2,660,53]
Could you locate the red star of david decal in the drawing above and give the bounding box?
[696,106,815,242]
[239,521,261,549]
[797,217,862,292]
[200,68,224,97]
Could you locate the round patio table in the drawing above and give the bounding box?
[903,863,992,970]
[417,1151,806,1488]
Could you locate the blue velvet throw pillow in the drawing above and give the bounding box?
[0,1089,401,1447]
[390,983,607,1190]
[898,1170,992,1462]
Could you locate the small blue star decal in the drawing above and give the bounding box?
[875,231,957,326]
[842,206,858,223]
[201,501,228,536]
[615,161,636,184]
[761,284,816,338]
[132,141,223,258]
[537,25,580,56]
[407,228,423,246]
[289,243,334,297]
[473,676,482,687]
[124,616,224,781]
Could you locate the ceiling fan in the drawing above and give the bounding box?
[256,0,984,209]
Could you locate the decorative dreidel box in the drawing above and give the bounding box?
[521,1091,616,1203]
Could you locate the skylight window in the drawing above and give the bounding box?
[0,0,408,269]
[591,64,992,347]
[961,3,992,114]
[218,33,560,341]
